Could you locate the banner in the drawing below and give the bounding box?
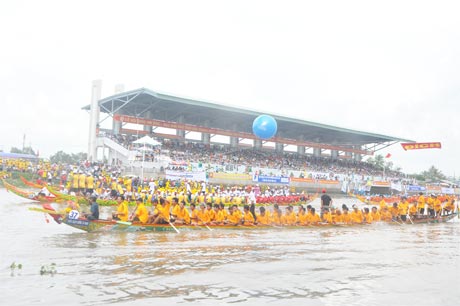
[290,177,315,183]
[253,175,290,184]
[208,172,252,180]
[406,185,426,192]
[401,142,441,151]
[372,181,390,187]
[441,187,455,195]
[165,170,207,182]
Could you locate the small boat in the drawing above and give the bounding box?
[20,176,45,189]
[38,204,458,233]
[2,179,60,203]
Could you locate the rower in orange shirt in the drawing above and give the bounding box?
[380,206,392,222]
[341,206,352,224]
[242,205,255,225]
[175,200,190,225]
[362,207,373,224]
[370,206,381,222]
[196,203,211,225]
[297,206,309,225]
[308,207,321,225]
[350,205,364,224]
[322,208,333,224]
[256,207,271,226]
[389,202,400,221]
[206,203,217,222]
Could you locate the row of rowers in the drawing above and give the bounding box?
[105,196,454,226]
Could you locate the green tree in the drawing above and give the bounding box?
[10,146,36,155]
[421,165,446,182]
[50,151,87,164]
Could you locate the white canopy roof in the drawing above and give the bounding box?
[133,135,161,146]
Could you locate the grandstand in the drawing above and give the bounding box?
[83,85,412,166]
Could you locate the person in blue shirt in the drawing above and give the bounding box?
[85,196,99,220]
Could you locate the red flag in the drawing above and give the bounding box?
[385,153,391,158]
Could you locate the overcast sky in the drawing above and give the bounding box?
[1,0,459,177]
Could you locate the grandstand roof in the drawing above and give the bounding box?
[83,88,412,152]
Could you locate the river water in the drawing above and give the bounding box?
[0,188,459,306]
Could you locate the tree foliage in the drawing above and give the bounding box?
[10,146,36,155]
[50,151,87,164]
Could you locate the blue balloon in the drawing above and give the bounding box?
[252,115,277,139]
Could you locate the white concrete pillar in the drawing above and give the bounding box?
[88,80,102,162]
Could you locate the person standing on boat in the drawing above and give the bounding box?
[320,189,332,217]
[417,192,426,215]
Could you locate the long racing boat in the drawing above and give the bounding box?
[37,204,458,233]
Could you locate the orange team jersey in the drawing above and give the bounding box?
[309,213,321,224]
[135,203,149,224]
[116,201,129,222]
[434,199,442,211]
[243,212,255,225]
[363,214,373,223]
[341,213,352,224]
[379,200,387,210]
[190,209,199,222]
[227,211,241,224]
[215,210,225,223]
[197,210,210,224]
[270,212,282,225]
[86,176,94,189]
[256,213,271,225]
[371,211,381,221]
[176,207,190,224]
[79,174,86,189]
[297,212,308,225]
[398,201,409,215]
[417,195,425,209]
[426,197,434,209]
[389,206,399,217]
[350,210,364,223]
[380,210,393,221]
[206,209,217,221]
[332,213,344,223]
[322,212,333,223]
[408,204,418,215]
[171,204,181,218]
[72,175,79,188]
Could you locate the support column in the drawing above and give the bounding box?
[275,142,284,153]
[296,135,305,155]
[112,115,122,135]
[201,133,210,144]
[230,136,239,148]
[313,147,321,157]
[176,115,185,141]
[143,110,153,134]
[254,139,262,150]
[353,146,362,161]
[88,80,102,162]
[331,150,338,159]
